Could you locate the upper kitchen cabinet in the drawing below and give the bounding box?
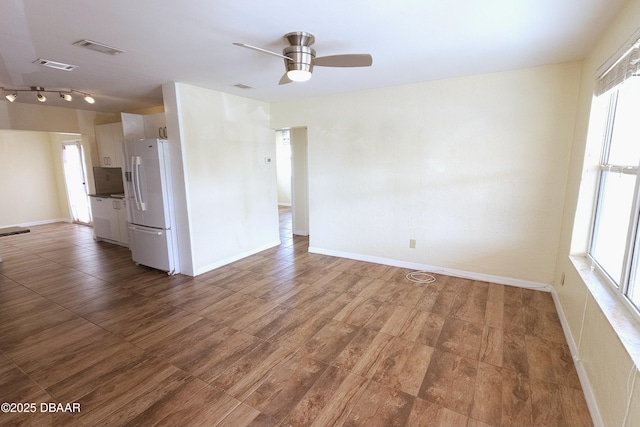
[144,113,167,139]
[122,112,167,141]
[95,122,124,167]
[121,113,145,141]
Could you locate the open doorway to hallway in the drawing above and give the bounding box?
[275,127,309,240]
[276,129,292,243]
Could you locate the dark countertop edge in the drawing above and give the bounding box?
[89,194,126,199]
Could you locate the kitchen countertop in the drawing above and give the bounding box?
[90,193,126,199]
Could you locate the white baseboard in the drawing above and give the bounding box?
[193,239,281,276]
[549,288,604,427]
[308,246,551,291]
[2,218,71,228]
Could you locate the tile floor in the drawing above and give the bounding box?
[0,207,593,426]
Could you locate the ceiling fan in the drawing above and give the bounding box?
[233,31,373,85]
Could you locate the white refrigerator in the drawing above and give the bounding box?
[123,139,180,274]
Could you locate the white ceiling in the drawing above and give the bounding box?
[0,0,627,113]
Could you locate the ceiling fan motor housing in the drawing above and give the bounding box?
[283,45,315,74]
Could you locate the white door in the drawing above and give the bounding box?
[62,142,92,224]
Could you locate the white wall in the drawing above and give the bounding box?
[554,0,640,424]
[272,62,581,284]
[165,83,280,276]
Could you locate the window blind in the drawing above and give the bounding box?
[595,39,640,96]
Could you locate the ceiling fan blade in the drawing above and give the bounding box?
[233,42,292,61]
[313,54,373,67]
[279,73,293,85]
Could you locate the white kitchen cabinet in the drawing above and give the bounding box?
[95,122,124,167]
[114,199,129,245]
[121,112,167,141]
[144,113,167,139]
[90,196,128,246]
[121,113,145,141]
[90,196,113,240]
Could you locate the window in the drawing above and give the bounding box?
[589,76,640,314]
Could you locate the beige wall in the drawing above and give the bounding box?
[0,130,66,226]
[554,0,640,424]
[272,62,581,284]
[0,100,119,173]
[0,102,119,228]
[164,83,280,276]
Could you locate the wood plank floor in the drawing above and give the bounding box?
[0,207,593,426]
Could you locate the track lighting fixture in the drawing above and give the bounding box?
[1,86,95,105]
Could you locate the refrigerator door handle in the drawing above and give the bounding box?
[130,155,139,210]
[128,225,163,236]
[131,155,146,211]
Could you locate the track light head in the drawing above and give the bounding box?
[2,87,95,105]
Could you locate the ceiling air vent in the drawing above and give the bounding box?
[233,83,254,89]
[73,39,125,55]
[33,59,78,71]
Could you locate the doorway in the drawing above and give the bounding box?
[61,141,91,224]
[276,129,293,243]
[275,127,309,239]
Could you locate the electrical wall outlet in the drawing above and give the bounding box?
[409,239,416,248]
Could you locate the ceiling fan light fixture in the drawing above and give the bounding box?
[234,31,372,85]
[287,69,312,82]
[283,45,315,83]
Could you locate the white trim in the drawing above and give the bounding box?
[278,203,292,207]
[549,287,604,427]
[3,218,71,228]
[595,27,640,78]
[308,246,550,291]
[193,239,281,276]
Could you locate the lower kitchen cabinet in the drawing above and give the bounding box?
[90,196,129,246]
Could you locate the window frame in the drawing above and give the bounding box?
[588,83,640,320]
